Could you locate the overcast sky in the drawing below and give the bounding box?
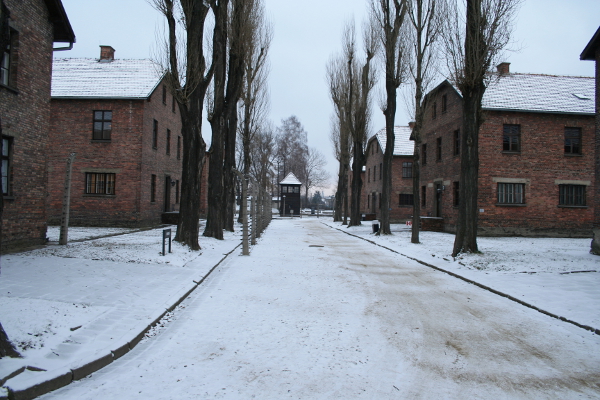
[58,0,599,195]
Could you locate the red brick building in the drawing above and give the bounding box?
[362,126,414,222]
[580,26,600,251]
[419,63,595,237]
[1,0,74,251]
[47,46,183,227]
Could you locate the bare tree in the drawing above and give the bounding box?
[151,0,215,250]
[301,147,331,205]
[350,20,378,227]
[249,126,276,191]
[407,0,443,243]
[444,0,520,256]
[239,0,272,223]
[370,0,409,235]
[204,0,255,238]
[327,57,351,224]
[275,116,308,183]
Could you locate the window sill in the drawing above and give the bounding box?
[83,194,116,198]
[398,205,413,208]
[495,203,526,207]
[502,151,521,155]
[91,139,111,143]
[0,83,19,94]
[558,205,588,209]
[564,153,583,157]
[2,195,15,201]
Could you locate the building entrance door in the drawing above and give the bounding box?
[435,183,442,217]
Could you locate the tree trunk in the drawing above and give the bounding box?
[452,0,485,256]
[174,102,206,249]
[380,77,397,235]
[0,322,20,358]
[411,139,422,243]
[203,0,228,240]
[349,142,364,226]
[452,87,482,256]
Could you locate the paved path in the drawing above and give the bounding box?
[40,219,600,399]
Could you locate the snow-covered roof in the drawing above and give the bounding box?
[51,58,163,99]
[371,126,414,156]
[482,73,595,115]
[279,172,302,185]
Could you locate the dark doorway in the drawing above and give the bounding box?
[435,183,442,217]
[164,175,171,212]
[371,193,377,215]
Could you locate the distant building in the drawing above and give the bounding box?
[419,63,595,236]
[361,126,414,222]
[580,26,600,251]
[279,172,301,216]
[47,46,182,227]
[1,0,75,251]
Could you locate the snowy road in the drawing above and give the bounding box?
[40,219,600,399]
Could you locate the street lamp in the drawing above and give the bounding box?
[282,195,286,217]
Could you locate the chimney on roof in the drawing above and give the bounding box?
[496,62,510,75]
[99,45,115,62]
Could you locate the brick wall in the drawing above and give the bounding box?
[1,0,54,250]
[361,135,414,223]
[47,80,182,227]
[139,83,183,225]
[420,83,595,237]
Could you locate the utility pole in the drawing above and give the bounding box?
[59,153,75,245]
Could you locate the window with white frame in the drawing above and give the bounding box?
[497,182,524,205]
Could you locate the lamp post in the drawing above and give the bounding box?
[282,195,286,217]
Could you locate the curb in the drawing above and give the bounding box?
[325,223,600,336]
[2,242,243,400]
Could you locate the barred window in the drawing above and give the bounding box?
[436,137,442,161]
[497,183,524,204]
[422,144,427,165]
[402,162,413,178]
[559,185,586,206]
[564,127,581,155]
[399,193,414,206]
[93,111,112,141]
[2,136,12,195]
[166,129,171,155]
[152,120,158,149]
[503,124,520,152]
[85,173,115,195]
[151,174,156,202]
[441,95,447,113]
[421,185,426,207]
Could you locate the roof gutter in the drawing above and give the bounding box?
[483,107,595,116]
[53,42,74,51]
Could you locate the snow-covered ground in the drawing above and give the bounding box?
[1,218,599,399]
[321,220,600,330]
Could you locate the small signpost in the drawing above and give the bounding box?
[162,228,172,256]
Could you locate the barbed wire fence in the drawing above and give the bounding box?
[233,168,272,255]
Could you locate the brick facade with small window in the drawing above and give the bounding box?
[1,0,74,251]
[47,55,183,227]
[361,127,414,223]
[419,68,595,237]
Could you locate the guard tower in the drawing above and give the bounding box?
[279,172,302,216]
